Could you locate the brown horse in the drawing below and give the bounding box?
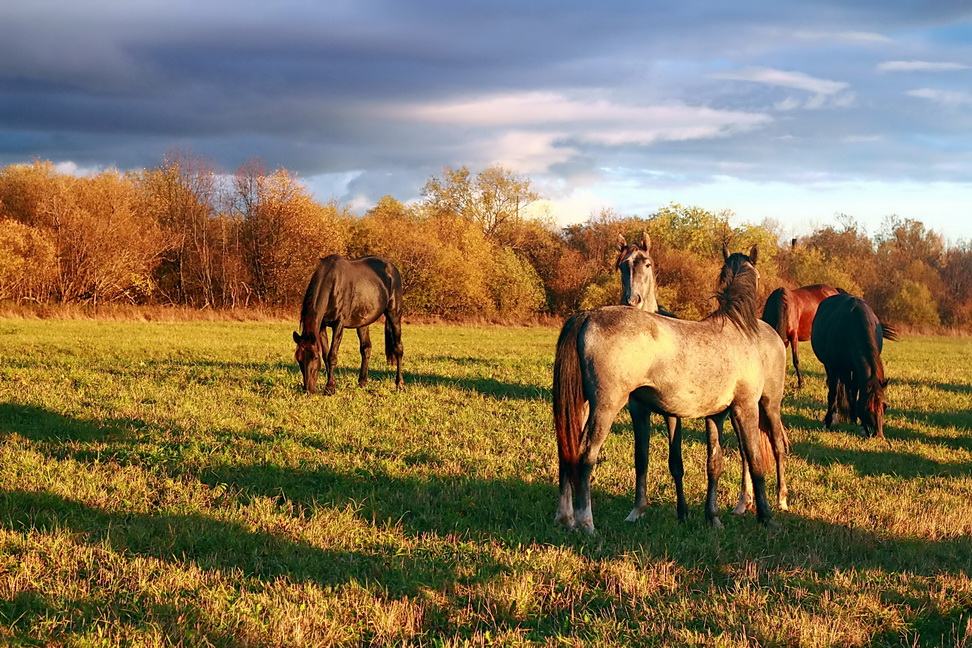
[293,255,404,394]
[761,284,842,388]
[811,293,896,439]
[554,245,788,532]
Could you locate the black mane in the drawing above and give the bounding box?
[712,252,761,335]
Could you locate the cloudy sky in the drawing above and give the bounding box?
[2,1,972,241]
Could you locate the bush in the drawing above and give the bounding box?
[885,280,941,327]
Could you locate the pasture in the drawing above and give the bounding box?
[0,318,970,647]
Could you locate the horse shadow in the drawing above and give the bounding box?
[365,368,547,401]
[3,402,972,645]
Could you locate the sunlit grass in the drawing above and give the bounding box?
[0,319,970,646]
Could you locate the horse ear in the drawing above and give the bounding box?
[617,233,627,251]
[749,245,759,265]
[881,377,890,388]
[722,242,730,260]
[640,231,651,252]
[293,331,301,345]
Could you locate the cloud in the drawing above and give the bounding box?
[878,61,970,73]
[906,88,972,106]
[713,67,849,95]
[795,31,894,44]
[385,92,771,144]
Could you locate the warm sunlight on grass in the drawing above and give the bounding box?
[0,319,969,646]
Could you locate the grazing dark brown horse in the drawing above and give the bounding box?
[554,245,787,533]
[810,293,896,439]
[761,284,842,388]
[293,254,404,394]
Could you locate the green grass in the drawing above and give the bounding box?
[0,318,970,646]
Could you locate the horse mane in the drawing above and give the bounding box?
[711,252,761,336]
[298,256,336,338]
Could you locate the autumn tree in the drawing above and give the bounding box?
[420,166,539,240]
[238,167,350,305]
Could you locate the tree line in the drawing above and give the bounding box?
[0,155,969,329]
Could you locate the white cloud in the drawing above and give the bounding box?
[713,67,849,95]
[907,88,972,106]
[878,60,970,73]
[380,92,772,173]
[796,31,894,44]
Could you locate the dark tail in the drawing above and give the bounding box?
[762,288,788,342]
[553,313,588,489]
[383,314,402,364]
[880,322,898,342]
[835,379,852,422]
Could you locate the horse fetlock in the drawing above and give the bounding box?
[778,493,789,511]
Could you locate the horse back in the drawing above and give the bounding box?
[302,255,401,329]
[810,293,882,371]
[792,284,841,340]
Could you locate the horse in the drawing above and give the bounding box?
[554,245,787,533]
[292,254,404,395]
[810,293,896,439]
[616,233,788,522]
[761,284,842,388]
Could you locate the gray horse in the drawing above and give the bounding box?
[554,245,787,533]
[615,233,789,522]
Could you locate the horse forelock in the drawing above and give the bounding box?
[616,243,651,268]
[713,253,761,335]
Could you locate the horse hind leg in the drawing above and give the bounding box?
[574,399,624,535]
[790,333,803,388]
[733,404,777,528]
[356,326,371,387]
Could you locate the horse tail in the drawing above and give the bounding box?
[553,313,588,489]
[880,322,899,342]
[835,379,852,421]
[761,288,788,342]
[756,405,776,473]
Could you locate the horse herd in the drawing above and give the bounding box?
[291,240,896,534]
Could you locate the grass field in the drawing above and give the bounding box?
[0,318,970,647]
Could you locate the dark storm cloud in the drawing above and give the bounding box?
[2,1,972,235]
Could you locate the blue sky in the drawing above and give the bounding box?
[2,1,971,242]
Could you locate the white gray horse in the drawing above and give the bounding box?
[554,245,787,533]
[615,233,790,521]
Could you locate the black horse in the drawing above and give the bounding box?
[292,255,404,394]
[810,293,896,439]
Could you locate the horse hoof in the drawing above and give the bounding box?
[709,516,724,529]
[763,519,781,531]
[358,379,368,388]
[555,513,575,530]
[324,385,337,396]
[396,381,405,390]
[778,496,789,512]
[624,508,644,523]
[731,503,748,516]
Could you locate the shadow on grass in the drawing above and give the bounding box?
[3,401,972,645]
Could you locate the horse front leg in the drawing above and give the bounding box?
[324,323,344,395]
[705,413,727,528]
[667,415,688,523]
[625,397,651,523]
[356,326,371,387]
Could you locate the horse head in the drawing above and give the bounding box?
[617,231,658,312]
[858,377,889,438]
[292,330,322,393]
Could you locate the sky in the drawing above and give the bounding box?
[2,1,972,243]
